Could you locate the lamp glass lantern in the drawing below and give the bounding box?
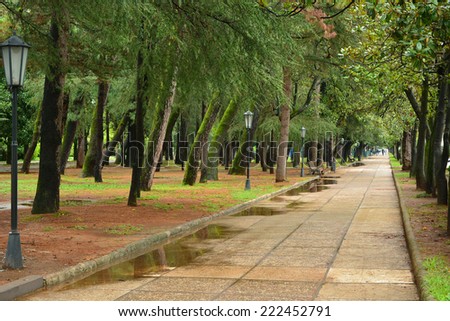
[244,111,253,129]
[0,33,30,88]
[300,127,306,177]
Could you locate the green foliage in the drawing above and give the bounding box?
[0,71,38,161]
[423,256,450,301]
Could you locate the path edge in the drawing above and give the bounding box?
[391,167,433,301]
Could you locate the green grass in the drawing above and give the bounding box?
[231,186,278,202]
[423,256,450,301]
[105,224,143,235]
[140,194,160,201]
[394,171,410,179]
[199,201,223,213]
[21,214,44,223]
[416,192,433,198]
[389,154,401,169]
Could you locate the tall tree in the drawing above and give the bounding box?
[275,67,292,182]
[183,97,222,186]
[32,6,69,214]
[81,80,110,182]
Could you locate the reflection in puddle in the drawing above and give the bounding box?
[62,224,237,290]
[283,179,337,196]
[233,179,338,216]
[232,207,284,217]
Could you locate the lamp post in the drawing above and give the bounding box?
[300,126,306,177]
[244,111,253,190]
[1,33,30,269]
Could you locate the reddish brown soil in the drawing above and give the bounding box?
[0,165,305,285]
[395,172,450,264]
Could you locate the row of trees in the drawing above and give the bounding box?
[0,1,448,235]
[342,2,450,234]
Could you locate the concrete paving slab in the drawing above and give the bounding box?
[244,267,327,282]
[316,283,419,301]
[260,253,334,268]
[164,265,252,279]
[326,268,415,284]
[220,279,318,299]
[135,277,235,294]
[119,290,216,301]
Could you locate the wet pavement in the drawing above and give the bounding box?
[21,156,419,301]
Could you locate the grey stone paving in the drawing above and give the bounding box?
[22,156,419,301]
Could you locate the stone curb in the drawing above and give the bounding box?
[391,168,433,301]
[3,176,318,299]
[0,275,43,301]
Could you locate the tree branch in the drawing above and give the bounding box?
[404,87,421,118]
[321,1,355,20]
[290,76,321,119]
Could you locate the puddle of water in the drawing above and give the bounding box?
[61,224,237,290]
[232,207,285,217]
[234,179,338,216]
[284,179,336,195]
[286,201,308,208]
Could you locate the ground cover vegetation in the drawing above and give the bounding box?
[0,0,449,298]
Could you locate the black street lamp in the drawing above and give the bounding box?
[1,33,30,269]
[300,126,306,177]
[244,111,253,190]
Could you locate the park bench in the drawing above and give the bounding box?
[308,161,324,176]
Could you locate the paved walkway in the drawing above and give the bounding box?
[22,156,419,301]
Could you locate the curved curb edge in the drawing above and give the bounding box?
[391,168,434,301]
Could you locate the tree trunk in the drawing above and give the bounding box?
[275,67,292,182]
[102,111,131,166]
[59,93,84,174]
[140,68,177,192]
[163,108,180,163]
[21,106,42,174]
[401,130,412,171]
[175,115,188,170]
[128,45,150,205]
[410,120,418,178]
[183,97,221,185]
[76,133,85,168]
[207,99,237,181]
[81,80,110,182]
[32,11,69,215]
[260,140,268,172]
[425,121,435,195]
[59,119,78,174]
[434,61,449,203]
[405,78,429,190]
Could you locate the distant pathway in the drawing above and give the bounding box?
[23,156,419,300]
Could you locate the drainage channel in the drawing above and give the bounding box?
[61,224,239,290]
[57,178,338,291]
